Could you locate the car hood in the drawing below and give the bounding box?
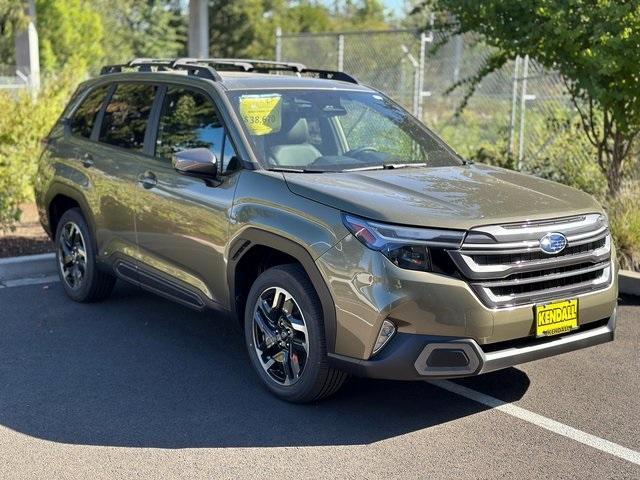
[283,164,602,230]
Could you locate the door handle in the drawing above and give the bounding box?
[81,152,94,168]
[138,171,157,189]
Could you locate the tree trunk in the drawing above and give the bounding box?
[606,153,623,198]
[606,130,633,198]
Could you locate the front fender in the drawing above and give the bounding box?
[227,170,349,352]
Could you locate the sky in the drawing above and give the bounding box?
[381,0,406,17]
[316,0,408,18]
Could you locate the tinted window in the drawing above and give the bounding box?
[155,87,224,161]
[69,85,109,138]
[99,83,156,151]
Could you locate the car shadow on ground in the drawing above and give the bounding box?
[0,281,530,448]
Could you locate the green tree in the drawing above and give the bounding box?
[95,0,187,64]
[2,1,186,72]
[208,0,391,59]
[0,1,25,64]
[335,0,389,29]
[36,0,104,72]
[208,0,265,57]
[413,0,640,197]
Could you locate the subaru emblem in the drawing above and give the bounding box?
[539,232,567,255]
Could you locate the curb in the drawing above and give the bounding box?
[0,252,57,287]
[619,270,640,297]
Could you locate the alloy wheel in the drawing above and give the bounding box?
[252,286,309,386]
[58,221,87,290]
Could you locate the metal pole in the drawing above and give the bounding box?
[337,34,344,71]
[14,0,40,95]
[417,31,428,119]
[275,26,282,62]
[518,55,530,170]
[508,56,521,158]
[452,34,463,84]
[188,0,209,58]
[401,45,420,116]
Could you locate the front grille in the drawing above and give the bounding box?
[489,265,603,297]
[449,214,613,308]
[471,236,607,266]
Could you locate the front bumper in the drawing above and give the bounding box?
[316,233,618,360]
[328,309,616,381]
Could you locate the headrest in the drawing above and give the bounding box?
[280,118,310,144]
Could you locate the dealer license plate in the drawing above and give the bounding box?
[535,299,579,337]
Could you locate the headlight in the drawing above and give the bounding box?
[342,214,465,272]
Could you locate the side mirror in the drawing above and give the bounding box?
[173,148,218,177]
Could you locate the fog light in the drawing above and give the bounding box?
[372,320,396,355]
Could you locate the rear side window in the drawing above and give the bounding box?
[69,85,110,139]
[155,87,224,161]
[99,83,157,151]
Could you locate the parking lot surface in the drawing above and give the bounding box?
[0,280,638,479]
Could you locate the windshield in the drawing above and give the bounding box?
[227,89,462,172]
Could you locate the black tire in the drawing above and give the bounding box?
[244,264,347,403]
[55,208,116,303]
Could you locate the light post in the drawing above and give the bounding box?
[188,0,209,58]
[14,0,40,95]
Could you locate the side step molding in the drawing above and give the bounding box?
[114,259,207,311]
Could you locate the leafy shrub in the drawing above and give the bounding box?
[607,185,640,271]
[0,67,81,231]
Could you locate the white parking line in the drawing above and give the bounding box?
[432,379,640,466]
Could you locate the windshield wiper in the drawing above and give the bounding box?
[344,162,427,172]
[266,167,326,173]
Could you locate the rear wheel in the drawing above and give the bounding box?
[244,264,347,403]
[55,208,116,302]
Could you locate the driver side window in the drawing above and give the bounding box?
[155,87,224,163]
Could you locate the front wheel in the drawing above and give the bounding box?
[244,264,347,403]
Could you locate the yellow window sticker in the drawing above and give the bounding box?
[239,94,282,136]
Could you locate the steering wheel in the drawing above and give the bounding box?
[343,146,379,158]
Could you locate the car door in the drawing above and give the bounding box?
[133,84,241,309]
[71,82,158,265]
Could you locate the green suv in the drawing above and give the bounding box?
[36,58,618,402]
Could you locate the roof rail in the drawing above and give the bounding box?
[213,58,307,72]
[198,58,358,84]
[100,58,221,81]
[299,68,358,84]
[99,58,358,84]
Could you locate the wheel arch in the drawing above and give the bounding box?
[46,184,96,240]
[228,228,337,353]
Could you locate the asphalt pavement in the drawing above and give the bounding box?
[0,278,638,479]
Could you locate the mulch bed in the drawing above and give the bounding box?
[0,236,54,258]
[0,203,54,259]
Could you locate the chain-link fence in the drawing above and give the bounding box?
[277,29,592,170]
[0,65,34,98]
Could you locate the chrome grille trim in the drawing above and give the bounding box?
[471,265,612,308]
[464,213,606,244]
[449,213,613,308]
[460,227,608,253]
[474,261,609,288]
[452,235,610,280]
